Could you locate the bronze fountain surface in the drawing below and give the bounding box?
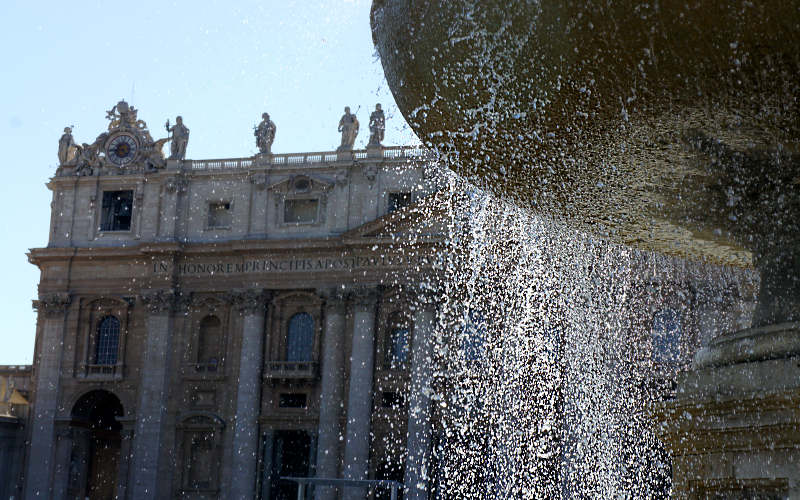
[371,0,800,327]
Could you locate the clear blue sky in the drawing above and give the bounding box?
[0,0,417,364]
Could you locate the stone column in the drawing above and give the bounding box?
[404,289,437,500]
[259,429,276,500]
[315,288,348,500]
[25,292,71,498]
[158,176,185,239]
[342,287,379,500]
[228,289,269,500]
[116,420,135,500]
[131,289,175,499]
[51,424,73,500]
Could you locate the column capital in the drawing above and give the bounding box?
[227,288,271,315]
[349,285,380,307]
[406,283,439,308]
[318,286,348,309]
[139,288,176,314]
[33,292,71,317]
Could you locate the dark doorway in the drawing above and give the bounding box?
[70,390,123,500]
[270,430,311,500]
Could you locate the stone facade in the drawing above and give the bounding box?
[12,102,761,499]
[21,103,444,500]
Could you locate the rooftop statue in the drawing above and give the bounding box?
[57,127,77,165]
[255,112,276,155]
[367,103,385,147]
[166,116,190,160]
[337,106,359,151]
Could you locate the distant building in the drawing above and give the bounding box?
[0,365,31,499]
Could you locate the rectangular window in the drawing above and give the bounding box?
[279,393,307,408]
[207,202,232,229]
[100,190,133,231]
[284,199,318,224]
[388,192,412,214]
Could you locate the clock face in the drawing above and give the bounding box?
[106,133,138,166]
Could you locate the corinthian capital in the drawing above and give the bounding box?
[318,286,347,309]
[33,292,71,317]
[227,288,270,315]
[350,285,380,307]
[406,283,439,308]
[139,289,176,314]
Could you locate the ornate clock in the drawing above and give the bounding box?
[106,133,139,166]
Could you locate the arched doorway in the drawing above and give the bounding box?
[69,390,123,500]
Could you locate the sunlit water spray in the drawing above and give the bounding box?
[400,170,754,498]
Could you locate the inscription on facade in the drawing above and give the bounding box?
[152,254,431,275]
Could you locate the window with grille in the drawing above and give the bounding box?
[95,316,120,365]
[462,309,487,361]
[100,190,133,231]
[284,199,318,224]
[207,202,232,228]
[198,315,221,369]
[286,312,314,361]
[385,312,410,369]
[652,309,681,365]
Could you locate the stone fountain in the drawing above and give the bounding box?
[371,0,800,496]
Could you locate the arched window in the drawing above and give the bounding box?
[652,309,681,365]
[462,310,487,361]
[385,312,410,369]
[95,316,120,365]
[198,315,221,368]
[287,313,314,362]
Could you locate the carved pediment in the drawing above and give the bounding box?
[342,194,446,241]
[267,174,335,195]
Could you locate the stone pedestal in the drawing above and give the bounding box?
[229,289,268,500]
[342,287,378,500]
[659,322,800,498]
[316,288,347,500]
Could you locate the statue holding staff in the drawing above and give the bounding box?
[166,116,190,160]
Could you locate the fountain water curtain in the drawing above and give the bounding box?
[426,175,750,497]
[372,0,800,497]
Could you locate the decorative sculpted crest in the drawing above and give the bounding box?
[58,100,174,175]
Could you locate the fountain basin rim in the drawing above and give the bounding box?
[693,322,800,369]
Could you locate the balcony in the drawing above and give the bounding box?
[263,361,318,383]
[185,146,431,171]
[83,363,123,380]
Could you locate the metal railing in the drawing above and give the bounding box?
[187,146,430,171]
[264,361,318,379]
[282,477,402,500]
